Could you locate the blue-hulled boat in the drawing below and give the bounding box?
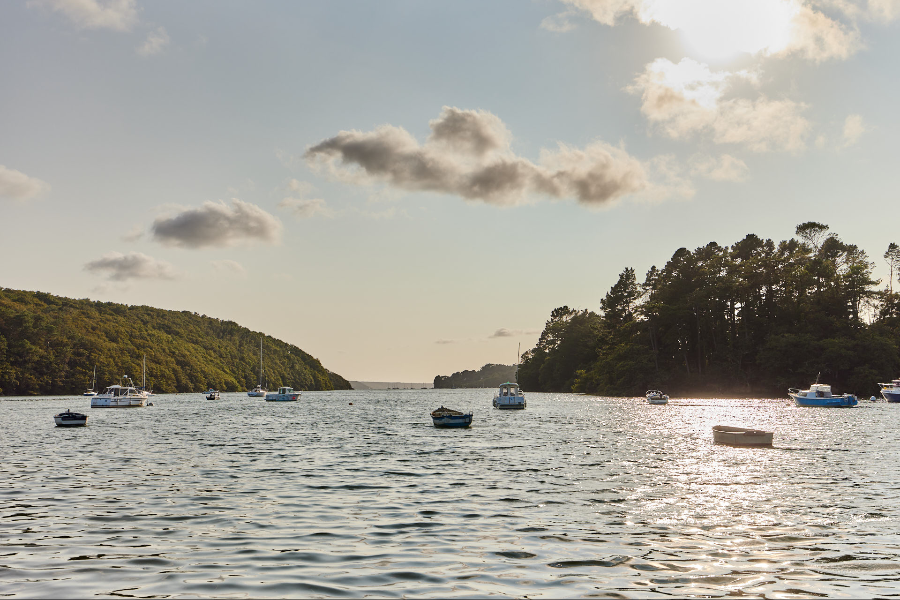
[431,406,473,428]
[878,379,900,403]
[789,381,857,407]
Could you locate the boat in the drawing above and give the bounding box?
[713,425,773,447]
[248,338,267,397]
[646,389,668,405]
[206,389,220,400]
[493,382,526,409]
[54,409,88,427]
[789,376,857,407]
[878,379,900,403]
[83,365,98,396]
[431,406,473,428]
[266,386,301,402]
[91,375,149,408]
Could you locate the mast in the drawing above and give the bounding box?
[91,365,96,391]
[259,338,263,387]
[143,355,146,389]
[516,343,520,383]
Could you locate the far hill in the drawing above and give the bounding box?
[0,287,351,395]
[433,364,516,389]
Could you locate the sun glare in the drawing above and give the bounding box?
[643,0,798,61]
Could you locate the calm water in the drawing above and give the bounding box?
[2,391,899,598]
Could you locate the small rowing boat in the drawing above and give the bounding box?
[431,406,473,428]
[712,425,773,447]
[54,409,88,427]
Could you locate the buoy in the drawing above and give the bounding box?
[349,402,353,405]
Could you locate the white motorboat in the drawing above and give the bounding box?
[646,390,668,405]
[266,386,301,402]
[493,382,526,409]
[712,425,772,447]
[878,379,900,403]
[91,376,149,408]
[54,409,88,427]
[789,376,857,407]
[248,338,267,397]
[83,365,98,396]
[206,389,220,400]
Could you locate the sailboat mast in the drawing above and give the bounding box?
[259,338,263,386]
[516,343,520,383]
[142,355,146,389]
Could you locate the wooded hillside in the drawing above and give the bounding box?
[434,363,517,388]
[0,288,351,395]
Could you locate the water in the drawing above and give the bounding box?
[3,391,899,598]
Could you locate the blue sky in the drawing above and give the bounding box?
[2,0,898,381]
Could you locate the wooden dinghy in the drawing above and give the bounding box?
[431,406,473,428]
[712,425,773,447]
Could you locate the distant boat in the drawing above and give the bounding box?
[713,425,773,447]
[431,406,473,428]
[206,389,220,400]
[878,378,900,403]
[91,376,148,408]
[83,365,98,396]
[266,386,300,402]
[248,338,267,397]
[789,376,857,407]
[54,409,88,427]
[646,390,668,405]
[493,382,526,409]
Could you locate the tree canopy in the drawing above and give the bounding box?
[519,225,900,397]
[0,288,351,395]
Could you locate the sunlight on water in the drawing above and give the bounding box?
[2,391,899,597]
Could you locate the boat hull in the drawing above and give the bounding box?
[492,398,526,409]
[713,426,772,447]
[881,390,900,403]
[647,396,668,405]
[790,394,857,407]
[54,413,88,427]
[432,414,473,428]
[266,395,300,401]
[91,397,147,408]
[247,391,266,397]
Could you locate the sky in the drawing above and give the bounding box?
[1,0,899,382]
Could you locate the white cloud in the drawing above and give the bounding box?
[0,165,50,201]
[305,106,651,207]
[842,113,866,146]
[211,259,247,277]
[28,0,138,31]
[120,225,143,242]
[690,154,750,181]
[279,197,332,219]
[489,328,540,338]
[630,58,810,153]
[84,252,178,281]
[540,11,580,32]
[137,26,170,57]
[151,198,283,249]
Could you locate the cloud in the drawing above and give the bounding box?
[540,11,580,32]
[211,259,247,277]
[151,198,283,249]
[279,197,332,218]
[630,58,810,153]
[555,0,861,62]
[28,0,138,31]
[305,106,650,207]
[489,328,541,338]
[690,154,750,182]
[137,26,170,56]
[435,339,457,345]
[842,113,865,147]
[0,165,50,201]
[84,252,178,281]
[120,225,143,242]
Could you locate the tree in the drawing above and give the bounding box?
[795,221,831,251]
[885,243,900,295]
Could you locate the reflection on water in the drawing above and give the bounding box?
[2,391,899,597]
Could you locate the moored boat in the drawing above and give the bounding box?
[493,382,526,409]
[206,389,220,400]
[266,386,300,402]
[54,409,88,427]
[789,380,857,407]
[83,365,98,396]
[646,389,668,405]
[431,406,473,428]
[248,338,267,397]
[878,379,900,403]
[91,376,148,408]
[712,425,773,447]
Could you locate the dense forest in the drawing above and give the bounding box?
[434,363,516,388]
[518,223,900,398]
[0,288,351,395]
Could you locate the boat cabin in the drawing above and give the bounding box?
[808,383,833,397]
[498,383,522,397]
[103,384,139,396]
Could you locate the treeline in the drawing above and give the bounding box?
[434,363,516,388]
[0,288,352,395]
[519,223,900,398]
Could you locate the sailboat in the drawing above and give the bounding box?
[83,365,98,396]
[248,338,267,397]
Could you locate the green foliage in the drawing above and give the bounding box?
[519,224,900,397]
[0,288,351,395]
[434,363,517,389]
